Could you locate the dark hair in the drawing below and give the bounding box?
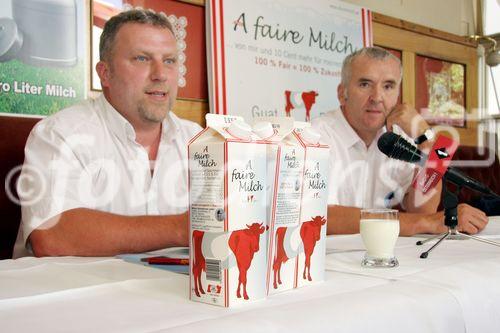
[99,8,175,61]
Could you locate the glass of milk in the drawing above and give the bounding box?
[360,209,399,268]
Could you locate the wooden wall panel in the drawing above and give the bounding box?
[173,99,208,127]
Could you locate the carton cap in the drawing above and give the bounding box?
[254,117,294,139]
[252,121,274,139]
[300,127,321,144]
[227,119,252,140]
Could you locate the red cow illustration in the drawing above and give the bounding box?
[272,227,288,289]
[300,216,326,281]
[284,90,319,122]
[229,223,267,300]
[192,230,206,297]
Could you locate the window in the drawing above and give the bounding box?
[486,66,499,116]
[483,0,500,117]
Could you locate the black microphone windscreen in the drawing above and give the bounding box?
[377,132,424,164]
[377,132,399,156]
[378,133,499,197]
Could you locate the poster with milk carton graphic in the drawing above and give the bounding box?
[206,0,372,122]
[0,0,86,116]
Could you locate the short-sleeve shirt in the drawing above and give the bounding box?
[311,109,416,209]
[13,94,202,257]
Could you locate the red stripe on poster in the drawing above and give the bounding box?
[361,8,366,47]
[219,0,228,115]
[368,10,373,46]
[211,0,220,114]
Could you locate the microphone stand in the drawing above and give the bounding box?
[416,174,500,259]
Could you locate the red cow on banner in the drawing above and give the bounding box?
[229,223,267,300]
[300,216,326,281]
[272,227,288,289]
[192,230,206,297]
[284,90,319,122]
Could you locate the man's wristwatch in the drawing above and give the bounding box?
[414,127,435,144]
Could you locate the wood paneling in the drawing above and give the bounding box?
[173,99,208,127]
[373,12,477,47]
[401,50,416,105]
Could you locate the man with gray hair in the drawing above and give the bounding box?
[312,46,488,236]
[13,8,202,257]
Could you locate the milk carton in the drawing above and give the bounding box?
[189,114,268,307]
[253,118,306,295]
[295,127,329,287]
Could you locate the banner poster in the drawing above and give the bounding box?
[207,0,372,122]
[0,0,87,116]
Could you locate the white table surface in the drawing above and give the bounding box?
[1,219,500,333]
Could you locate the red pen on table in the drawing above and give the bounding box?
[141,256,189,265]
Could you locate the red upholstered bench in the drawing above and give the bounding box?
[0,116,41,259]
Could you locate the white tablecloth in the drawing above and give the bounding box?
[1,226,500,333]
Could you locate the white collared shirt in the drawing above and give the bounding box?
[13,94,202,257]
[311,109,416,209]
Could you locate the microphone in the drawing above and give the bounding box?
[377,132,498,196]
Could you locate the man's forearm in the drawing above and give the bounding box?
[405,180,442,214]
[399,211,445,236]
[29,208,189,257]
[327,204,446,236]
[326,205,361,234]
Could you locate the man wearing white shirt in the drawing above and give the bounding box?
[13,8,201,257]
[312,47,488,236]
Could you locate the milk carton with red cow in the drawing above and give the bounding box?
[253,118,306,295]
[295,127,329,287]
[189,114,268,307]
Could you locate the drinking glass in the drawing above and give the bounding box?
[360,209,399,268]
